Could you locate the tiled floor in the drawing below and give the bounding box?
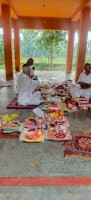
[0,70,91,200]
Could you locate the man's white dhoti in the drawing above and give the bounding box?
[17,72,41,106]
[70,87,91,99]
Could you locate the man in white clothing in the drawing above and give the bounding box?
[17,64,41,106]
[70,63,91,100]
[27,57,38,80]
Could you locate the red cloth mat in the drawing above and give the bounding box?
[0,134,18,138]
[63,130,91,159]
[7,98,38,109]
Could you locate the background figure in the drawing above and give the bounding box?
[26,57,34,78]
[17,64,41,106]
[77,63,91,88]
[27,57,38,80]
[70,63,91,100]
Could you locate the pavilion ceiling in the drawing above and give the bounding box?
[0,0,91,21]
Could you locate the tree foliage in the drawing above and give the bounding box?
[0,34,4,62]
[20,30,40,57]
[1,29,91,70]
[38,31,67,50]
[87,39,91,55]
[37,31,67,69]
[20,30,67,58]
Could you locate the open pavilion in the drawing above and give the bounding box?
[0,0,91,80]
[0,1,91,199]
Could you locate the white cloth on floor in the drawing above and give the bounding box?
[16,72,41,106]
[70,87,91,99]
[33,108,44,117]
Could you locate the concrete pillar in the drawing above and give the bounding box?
[66,22,75,80]
[13,20,20,72]
[1,4,13,80]
[75,7,90,81]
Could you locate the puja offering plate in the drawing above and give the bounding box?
[19,127,45,142]
[46,128,72,141]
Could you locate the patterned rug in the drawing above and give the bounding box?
[7,98,38,109]
[64,130,91,159]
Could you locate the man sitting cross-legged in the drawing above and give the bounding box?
[16,64,41,106]
[70,63,91,101]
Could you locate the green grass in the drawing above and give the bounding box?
[20,57,67,71]
[0,64,5,69]
[20,57,76,71]
[0,55,90,72]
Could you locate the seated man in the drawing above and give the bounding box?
[27,57,38,80]
[26,57,35,78]
[17,64,41,106]
[70,63,91,100]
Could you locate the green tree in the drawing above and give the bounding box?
[20,30,40,58]
[37,31,67,70]
[87,39,91,55]
[0,34,4,64]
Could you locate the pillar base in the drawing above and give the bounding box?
[6,73,14,80]
[65,73,72,81]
